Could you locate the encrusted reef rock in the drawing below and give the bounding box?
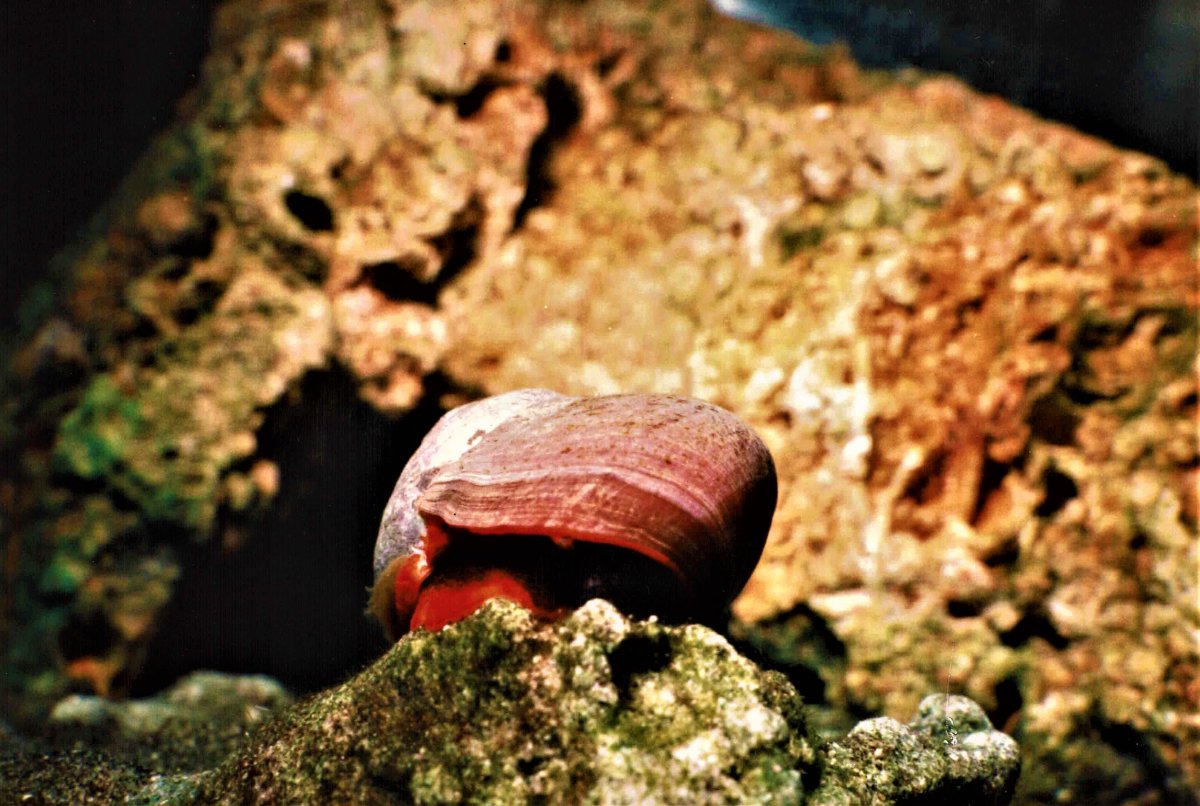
[0,0,1195,802]
[189,600,817,804]
[1,600,1020,804]
[811,694,1020,806]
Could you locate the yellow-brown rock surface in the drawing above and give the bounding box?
[1,1,1194,802]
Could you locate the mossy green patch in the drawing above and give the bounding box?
[47,269,330,535]
[53,376,145,480]
[189,600,816,804]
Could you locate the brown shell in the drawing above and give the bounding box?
[412,393,777,615]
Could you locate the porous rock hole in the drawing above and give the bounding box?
[608,632,673,701]
[283,189,334,232]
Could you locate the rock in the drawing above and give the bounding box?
[810,694,1020,805]
[0,671,292,805]
[1,601,1023,805]
[0,0,1193,801]
[187,600,816,804]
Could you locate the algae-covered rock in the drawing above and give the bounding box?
[0,0,1193,800]
[47,670,293,773]
[811,694,1020,805]
[190,599,816,804]
[0,671,292,805]
[1,600,1021,805]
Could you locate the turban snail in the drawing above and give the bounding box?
[370,389,777,638]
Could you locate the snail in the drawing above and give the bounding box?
[369,389,777,638]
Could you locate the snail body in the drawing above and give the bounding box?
[371,389,776,637]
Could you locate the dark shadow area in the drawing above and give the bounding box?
[728,604,848,705]
[131,371,452,696]
[1034,465,1079,518]
[511,72,583,230]
[283,190,335,232]
[609,633,674,702]
[1,1,220,333]
[999,609,1070,651]
[1092,719,1200,806]
[988,673,1024,733]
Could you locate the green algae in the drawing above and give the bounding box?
[0,601,1020,804]
[810,695,1020,806]
[191,600,817,804]
[48,271,330,535]
[53,376,145,481]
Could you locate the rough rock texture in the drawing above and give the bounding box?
[0,671,292,805]
[0,0,1195,802]
[810,694,1020,806]
[188,600,818,804]
[1,600,1019,804]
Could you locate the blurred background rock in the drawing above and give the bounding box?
[3,0,1195,336]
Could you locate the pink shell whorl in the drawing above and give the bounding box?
[371,389,776,635]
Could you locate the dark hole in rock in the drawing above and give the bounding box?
[329,156,351,182]
[173,278,225,327]
[1035,465,1079,518]
[44,461,109,501]
[778,226,825,260]
[362,197,483,304]
[982,537,1019,568]
[511,72,582,230]
[174,309,199,328]
[129,316,163,344]
[608,633,673,700]
[1031,323,1059,343]
[1147,305,1196,339]
[596,49,625,78]
[363,256,435,304]
[106,485,141,515]
[1029,391,1081,445]
[1137,227,1167,247]
[1073,315,1135,351]
[727,605,844,705]
[453,77,506,118]
[59,609,121,663]
[780,663,827,705]
[1059,377,1119,406]
[901,448,946,505]
[130,371,454,696]
[494,39,511,63]
[946,598,983,618]
[169,211,219,258]
[999,610,1070,651]
[428,194,484,283]
[970,455,1013,524]
[767,409,793,430]
[283,190,334,232]
[988,673,1024,733]
[158,257,193,283]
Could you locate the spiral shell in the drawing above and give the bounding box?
[371,389,776,636]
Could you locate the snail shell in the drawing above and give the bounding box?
[370,389,776,637]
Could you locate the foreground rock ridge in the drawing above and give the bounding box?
[0,600,1020,804]
[0,0,1194,802]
